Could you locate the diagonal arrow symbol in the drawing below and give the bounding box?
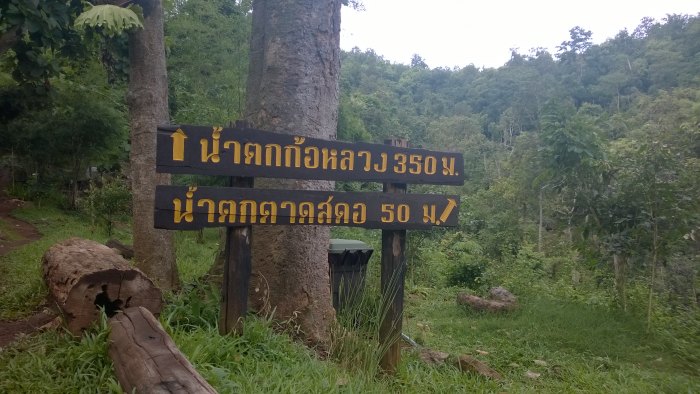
[437,198,457,225]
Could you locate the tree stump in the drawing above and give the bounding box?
[109,307,217,394]
[42,238,162,335]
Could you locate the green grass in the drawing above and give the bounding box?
[0,207,698,393]
[0,316,120,393]
[174,228,220,283]
[0,205,113,319]
[403,286,699,393]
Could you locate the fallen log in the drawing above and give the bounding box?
[105,239,135,259]
[42,238,162,335]
[453,354,503,381]
[456,293,516,313]
[109,307,217,394]
[414,347,503,381]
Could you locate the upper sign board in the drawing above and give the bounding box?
[156,124,464,185]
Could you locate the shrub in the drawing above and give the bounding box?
[81,175,131,235]
[446,257,487,289]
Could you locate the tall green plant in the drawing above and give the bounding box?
[81,175,131,236]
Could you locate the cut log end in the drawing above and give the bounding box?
[42,238,162,335]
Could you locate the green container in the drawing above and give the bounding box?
[328,239,373,311]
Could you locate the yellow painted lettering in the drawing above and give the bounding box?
[200,127,222,163]
[373,153,387,173]
[409,154,422,175]
[442,156,456,176]
[424,156,437,175]
[423,204,437,224]
[394,153,407,174]
[321,148,338,170]
[381,203,394,223]
[358,151,371,171]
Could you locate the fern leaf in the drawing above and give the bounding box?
[74,5,143,37]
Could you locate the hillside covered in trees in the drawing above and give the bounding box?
[335,14,700,314]
[0,1,698,390]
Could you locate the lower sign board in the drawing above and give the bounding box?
[154,186,459,230]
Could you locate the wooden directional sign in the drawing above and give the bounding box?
[154,185,459,230]
[156,124,464,185]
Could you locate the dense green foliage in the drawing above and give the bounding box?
[0,64,127,208]
[336,15,700,324]
[165,0,251,124]
[0,0,84,84]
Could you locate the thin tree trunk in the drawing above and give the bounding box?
[613,254,627,311]
[70,157,81,210]
[566,195,576,245]
[127,0,178,291]
[0,26,19,55]
[538,187,544,253]
[245,0,341,345]
[647,217,659,332]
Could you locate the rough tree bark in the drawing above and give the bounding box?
[42,238,162,336]
[127,0,178,291]
[245,0,342,344]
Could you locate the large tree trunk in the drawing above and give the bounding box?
[42,238,162,336]
[245,0,342,345]
[109,307,216,393]
[127,0,178,291]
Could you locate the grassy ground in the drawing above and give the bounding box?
[0,206,698,393]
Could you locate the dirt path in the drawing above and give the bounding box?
[0,198,41,255]
[0,197,55,349]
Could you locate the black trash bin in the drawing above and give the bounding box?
[328,239,373,311]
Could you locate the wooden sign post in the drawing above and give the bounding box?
[154,123,464,370]
[219,121,254,335]
[380,138,408,374]
[219,176,253,335]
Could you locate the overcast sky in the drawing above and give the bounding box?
[340,0,700,69]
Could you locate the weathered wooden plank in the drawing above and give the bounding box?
[379,138,408,374]
[109,307,217,393]
[156,124,464,185]
[154,185,459,230]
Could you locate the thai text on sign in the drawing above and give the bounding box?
[154,186,459,230]
[157,124,464,185]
